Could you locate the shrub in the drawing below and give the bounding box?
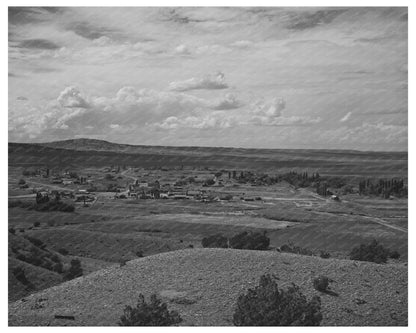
[13,267,32,288]
[34,201,75,212]
[229,231,270,250]
[319,251,330,259]
[201,234,228,248]
[50,254,60,263]
[313,276,329,292]
[9,227,15,234]
[9,200,33,209]
[18,179,26,185]
[22,169,37,176]
[389,250,401,259]
[118,294,182,326]
[53,262,63,273]
[349,239,389,264]
[233,274,322,326]
[24,235,45,249]
[105,174,115,180]
[204,178,215,186]
[58,248,69,255]
[280,243,314,256]
[202,232,270,250]
[136,251,144,258]
[33,221,41,228]
[65,259,83,280]
[9,200,75,212]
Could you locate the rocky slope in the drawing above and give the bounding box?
[9,248,407,326]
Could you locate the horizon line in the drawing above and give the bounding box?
[8,138,408,154]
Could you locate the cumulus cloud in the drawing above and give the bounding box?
[253,115,321,126]
[174,44,191,55]
[156,113,235,130]
[57,86,89,108]
[10,84,244,141]
[249,98,321,126]
[340,111,352,122]
[13,86,213,139]
[211,93,241,110]
[251,98,286,118]
[92,36,112,46]
[195,44,231,55]
[168,72,228,91]
[231,40,253,48]
[10,86,324,142]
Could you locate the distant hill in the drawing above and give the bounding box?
[9,248,408,326]
[8,139,408,177]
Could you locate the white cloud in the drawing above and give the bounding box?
[92,36,112,46]
[251,98,286,117]
[211,93,241,110]
[195,44,231,55]
[174,44,191,55]
[231,40,253,48]
[169,72,228,91]
[156,113,235,130]
[57,86,89,108]
[249,98,321,126]
[340,111,352,122]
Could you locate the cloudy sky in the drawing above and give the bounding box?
[8,7,407,150]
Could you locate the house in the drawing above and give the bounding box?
[173,194,188,200]
[51,178,63,184]
[77,189,89,194]
[160,193,169,199]
[186,190,201,197]
[147,180,160,188]
[75,194,95,202]
[128,190,138,198]
[61,191,74,198]
[331,195,340,201]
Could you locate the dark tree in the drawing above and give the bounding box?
[233,274,322,326]
[65,259,83,280]
[118,294,182,326]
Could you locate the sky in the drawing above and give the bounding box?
[8,7,408,150]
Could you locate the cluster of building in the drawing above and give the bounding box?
[115,179,230,202]
[50,172,93,186]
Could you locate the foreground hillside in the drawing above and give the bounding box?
[9,248,407,326]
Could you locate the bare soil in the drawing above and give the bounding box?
[9,248,407,326]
